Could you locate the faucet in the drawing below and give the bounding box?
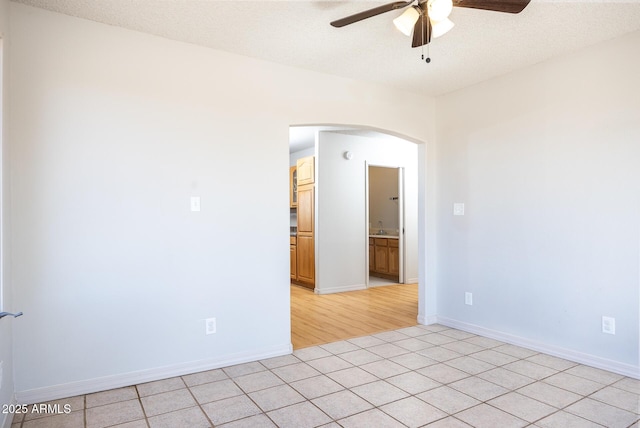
[377,221,386,235]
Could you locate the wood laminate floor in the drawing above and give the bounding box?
[291,283,418,349]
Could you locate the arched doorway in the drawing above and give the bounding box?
[288,124,428,349]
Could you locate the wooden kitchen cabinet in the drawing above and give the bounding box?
[370,237,399,281]
[296,235,314,286]
[295,183,314,289]
[297,184,314,234]
[290,155,315,289]
[369,238,375,272]
[290,236,297,280]
[388,239,399,275]
[374,238,389,274]
[296,156,315,186]
[289,166,297,208]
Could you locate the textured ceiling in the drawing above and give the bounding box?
[13,0,640,97]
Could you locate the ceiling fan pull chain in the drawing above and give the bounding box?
[421,13,424,60]
[425,14,431,64]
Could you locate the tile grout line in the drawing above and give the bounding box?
[265,365,333,421]
[180,375,217,428]
[225,362,287,428]
[132,383,150,428]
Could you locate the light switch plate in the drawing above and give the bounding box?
[465,292,473,305]
[190,196,201,212]
[454,203,465,216]
[205,318,216,335]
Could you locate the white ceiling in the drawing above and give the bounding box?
[13,0,640,98]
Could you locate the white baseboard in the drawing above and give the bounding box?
[315,284,366,295]
[417,314,438,325]
[436,316,640,380]
[405,277,419,284]
[16,343,292,405]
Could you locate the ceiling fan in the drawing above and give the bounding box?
[331,0,531,50]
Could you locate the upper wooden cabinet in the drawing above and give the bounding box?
[289,166,298,208]
[296,156,315,185]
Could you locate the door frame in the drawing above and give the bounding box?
[365,162,405,287]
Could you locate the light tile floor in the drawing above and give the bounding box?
[10,324,640,428]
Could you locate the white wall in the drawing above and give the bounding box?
[289,147,315,167]
[9,4,436,402]
[369,167,400,233]
[316,132,419,294]
[435,30,640,376]
[0,0,14,425]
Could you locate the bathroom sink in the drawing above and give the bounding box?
[370,233,399,238]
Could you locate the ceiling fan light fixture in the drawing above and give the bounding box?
[430,17,454,38]
[393,6,421,37]
[427,0,453,22]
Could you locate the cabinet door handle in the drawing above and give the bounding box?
[0,311,23,320]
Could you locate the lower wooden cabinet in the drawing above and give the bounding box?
[388,239,399,275]
[290,236,297,280]
[369,239,375,271]
[370,237,399,280]
[296,235,315,287]
[374,238,389,273]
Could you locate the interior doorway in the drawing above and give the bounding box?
[366,165,404,287]
[289,124,424,348]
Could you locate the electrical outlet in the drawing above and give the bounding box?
[465,292,473,305]
[205,318,216,335]
[602,316,615,335]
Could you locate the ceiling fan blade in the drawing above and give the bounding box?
[331,0,414,27]
[452,0,531,14]
[411,13,432,48]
